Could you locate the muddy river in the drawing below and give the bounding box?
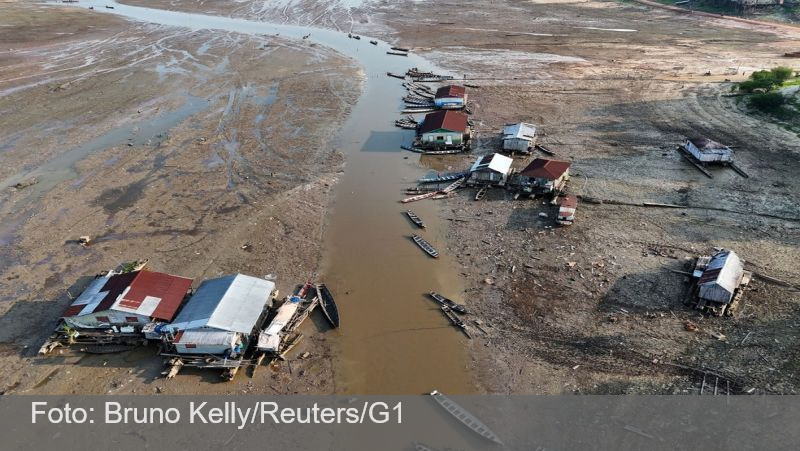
[61,0,474,394]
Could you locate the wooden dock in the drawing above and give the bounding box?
[678,146,713,178]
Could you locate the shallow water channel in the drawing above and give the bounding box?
[64,0,474,394]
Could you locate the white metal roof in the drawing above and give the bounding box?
[70,277,110,316]
[698,250,744,303]
[167,274,275,334]
[176,330,238,346]
[503,122,536,141]
[470,153,513,175]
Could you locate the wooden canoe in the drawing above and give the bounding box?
[428,292,467,314]
[429,390,502,444]
[406,210,426,228]
[411,234,438,258]
[441,306,471,338]
[316,284,340,329]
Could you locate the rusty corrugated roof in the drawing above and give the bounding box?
[419,110,469,134]
[435,85,466,99]
[520,158,571,180]
[114,270,194,321]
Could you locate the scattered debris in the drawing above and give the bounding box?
[12,177,38,190]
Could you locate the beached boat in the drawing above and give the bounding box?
[406,210,426,228]
[387,72,406,79]
[428,292,467,314]
[411,234,438,258]
[475,186,488,201]
[391,46,410,52]
[429,390,502,444]
[441,306,471,338]
[316,284,340,328]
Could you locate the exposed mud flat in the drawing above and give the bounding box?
[2,0,800,396]
[0,2,360,394]
[363,0,800,393]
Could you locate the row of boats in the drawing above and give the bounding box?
[403,209,471,337]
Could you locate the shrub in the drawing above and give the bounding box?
[739,66,795,92]
[748,92,786,114]
[770,66,793,84]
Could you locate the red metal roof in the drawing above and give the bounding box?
[116,270,194,321]
[559,195,577,209]
[435,85,466,99]
[520,158,571,180]
[418,110,469,134]
[92,271,140,313]
[62,304,86,317]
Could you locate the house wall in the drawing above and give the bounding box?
[421,130,463,146]
[699,283,735,304]
[472,171,507,185]
[434,97,465,109]
[503,138,531,152]
[64,310,149,329]
[517,171,570,193]
[686,140,732,163]
[173,330,239,355]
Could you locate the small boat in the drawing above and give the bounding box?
[387,51,408,56]
[353,35,361,40]
[315,284,340,328]
[406,210,426,228]
[418,172,470,184]
[411,234,438,258]
[386,72,406,80]
[429,390,502,444]
[105,5,114,8]
[391,46,410,52]
[370,40,378,45]
[441,306,471,338]
[428,292,467,314]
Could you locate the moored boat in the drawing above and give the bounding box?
[411,234,438,258]
[316,283,340,328]
[428,292,467,314]
[406,210,426,228]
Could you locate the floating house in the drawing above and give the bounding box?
[692,249,751,316]
[62,270,193,330]
[434,85,466,109]
[684,138,734,164]
[502,122,537,153]
[556,195,577,226]
[469,153,514,186]
[517,158,571,195]
[418,110,470,149]
[695,250,745,305]
[165,274,276,356]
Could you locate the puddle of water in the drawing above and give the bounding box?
[0,93,208,213]
[57,0,473,394]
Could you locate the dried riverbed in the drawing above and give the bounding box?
[0,2,360,395]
